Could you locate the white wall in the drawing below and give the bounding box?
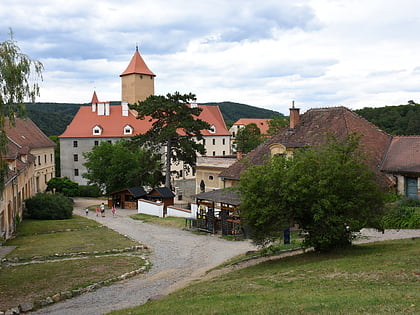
[166,206,193,218]
[138,199,164,217]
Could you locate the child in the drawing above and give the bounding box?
[111,205,116,217]
[85,208,89,216]
[96,207,99,217]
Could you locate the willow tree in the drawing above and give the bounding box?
[130,92,210,188]
[0,30,43,191]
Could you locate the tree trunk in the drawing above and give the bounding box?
[165,138,172,189]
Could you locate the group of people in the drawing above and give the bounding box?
[85,203,117,217]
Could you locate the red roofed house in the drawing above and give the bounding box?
[59,49,231,196]
[1,117,56,240]
[229,118,271,138]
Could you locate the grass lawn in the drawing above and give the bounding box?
[1,215,148,311]
[110,238,419,315]
[130,213,186,229]
[6,216,140,259]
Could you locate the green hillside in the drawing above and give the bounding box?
[355,102,420,135]
[201,101,282,127]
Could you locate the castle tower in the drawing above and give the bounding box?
[120,47,155,104]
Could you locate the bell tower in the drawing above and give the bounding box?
[120,46,155,104]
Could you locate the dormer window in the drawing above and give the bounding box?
[93,125,102,135]
[209,125,216,133]
[124,124,133,135]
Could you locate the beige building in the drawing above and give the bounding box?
[1,118,55,240]
[195,156,237,194]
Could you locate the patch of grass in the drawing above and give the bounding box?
[110,238,420,314]
[130,213,185,229]
[0,255,147,310]
[15,216,100,235]
[1,215,149,311]
[6,224,139,260]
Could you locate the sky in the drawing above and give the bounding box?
[1,0,420,115]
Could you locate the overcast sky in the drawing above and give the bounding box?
[1,0,420,115]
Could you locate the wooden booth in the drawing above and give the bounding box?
[108,187,147,209]
[194,189,243,236]
[146,187,175,209]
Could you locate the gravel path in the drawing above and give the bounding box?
[29,198,420,315]
[30,198,257,315]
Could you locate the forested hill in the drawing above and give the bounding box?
[200,101,282,126]
[24,101,281,137]
[354,102,420,136]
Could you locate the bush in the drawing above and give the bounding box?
[78,185,102,197]
[47,177,79,197]
[382,199,420,229]
[25,193,73,220]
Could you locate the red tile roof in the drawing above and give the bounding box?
[219,107,392,180]
[91,91,99,104]
[59,104,230,138]
[233,118,271,134]
[4,117,56,149]
[120,49,155,77]
[381,136,420,174]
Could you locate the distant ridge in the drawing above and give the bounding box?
[24,101,282,137]
[200,101,282,126]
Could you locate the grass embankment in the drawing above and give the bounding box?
[0,215,148,311]
[111,238,419,315]
[130,213,186,229]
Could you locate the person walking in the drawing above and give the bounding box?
[100,203,105,217]
[111,205,116,217]
[85,208,89,216]
[96,207,100,217]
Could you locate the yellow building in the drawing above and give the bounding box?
[1,118,55,240]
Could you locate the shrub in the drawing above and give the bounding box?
[25,193,73,220]
[78,185,102,197]
[47,177,79,197]
[382,199,420,229]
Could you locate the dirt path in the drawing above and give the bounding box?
[30,198,257,315]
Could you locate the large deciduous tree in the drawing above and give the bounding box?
[130,92,210,188]
[0,31,43,191]
[234,123,264,154]
[239,133,386,252]
[83,139,163,194]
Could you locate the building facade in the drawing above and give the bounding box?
[1,118,55,240]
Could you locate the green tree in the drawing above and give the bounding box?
[82,139,163,194]
[267,115,288,135]
[47,177,79,196]
[25,193,72,220]
[234,123,264,154]
[239,134,386,252]
[0,30,43,192]
[130,92,210,188]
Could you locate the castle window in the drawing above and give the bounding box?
[94,140,99,146]
[209,175,214,180]
[212,139,216,145]
[93,125,102,135]
[73,141,78,148]
[74,154,78,162]
[124,125,133,135]
[209,125,216,133]
[74,169,79,176]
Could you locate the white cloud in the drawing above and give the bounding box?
[2,0,420,115]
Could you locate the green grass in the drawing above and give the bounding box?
[1,215,148,311]
[0,255,146,310]
[110,238,420,315]
[130,213,186,229]
[6,220,139,259]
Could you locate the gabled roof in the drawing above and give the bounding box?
[194,188,240,205]
[219,107,392,180]
[59,105,154,138]
[59,103,230,138]
[4,117,56,149]
[148,187,175,198]
[232,118,271,134]
[120,48,155,77]
[381,136,420,174]
[91,91,99,104]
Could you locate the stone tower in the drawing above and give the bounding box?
[120,47,155,104]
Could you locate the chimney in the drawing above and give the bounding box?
[289,100,300,129]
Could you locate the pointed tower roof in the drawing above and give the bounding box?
[91,91,99,104]
[120,47,155,77]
